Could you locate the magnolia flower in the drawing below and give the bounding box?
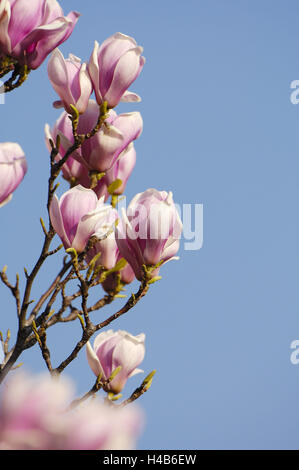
[86,330,145,394]
[116,189,183,280]
[0,0,79,70]
[49,185,116,253]
[0,142,27,207]
[47,100,142,174]
[88,32,145,108]
[48,49,92,114]
[73,100,142,173]
[0,371,143,450]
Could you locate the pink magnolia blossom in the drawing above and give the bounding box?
[48,49,92,114]
[51,99,142,173]
[116,189,183,281]
[0,371,143,450]
[0,0,80,70]
[45,109,138,195]
[0,142,27,207]
[86,330,145,394]
[49,185,115,253]
[88,32,145,108]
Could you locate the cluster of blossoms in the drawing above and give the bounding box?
[0,0,183,452]
[45,26,183,286]
[50,184,182,287]
[0,1,183,284]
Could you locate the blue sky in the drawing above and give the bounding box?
[1,0,299,450]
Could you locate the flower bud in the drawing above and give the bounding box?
[88,32,145,108]
[48,49,92,114]
[0,142,27,207]
[0,0,79,70]
[49,185,115,253]
[116,189,183,280]
[101,261,135,294]
[86,330,145,394]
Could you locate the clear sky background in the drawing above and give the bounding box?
[1,0,299,450]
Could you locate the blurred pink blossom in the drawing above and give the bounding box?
[0,371,143,450]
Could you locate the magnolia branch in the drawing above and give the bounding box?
[53,275,150,375]
[0,106,110,382]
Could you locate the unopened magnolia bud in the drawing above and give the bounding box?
[48,50,92,114]
[116,189,182,280]
[49,186,115,253]
[88,33,145,108]
[86,330,145,394]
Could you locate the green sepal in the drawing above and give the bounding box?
[108,179,123,195]
[148,276,162,285]
[108,365,122,382]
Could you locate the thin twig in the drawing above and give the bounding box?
[53,275,150,375]
[3,64,30,93]
[0,104,110,382]
[28,259,73,324]
[32,321,53,373]
[0,269,21,315]
[95,280,149,332]
[68,374,104,410]
[120,370,156,407]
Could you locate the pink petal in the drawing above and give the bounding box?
[0,0,11,54]
[49,194,70,248]
[97,33,138,98]
[105,47,145,108]
[86,341,103,377]
[120,90,141,103]
[47,48,74,109]
[59,185,98,246]
[16,13,80,69]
